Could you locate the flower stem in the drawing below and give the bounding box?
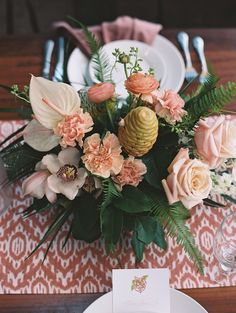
[124,63,129,79]
[105,101,115,132]
[221,109,236,114]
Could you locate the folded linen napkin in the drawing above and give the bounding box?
[53,16,162,55]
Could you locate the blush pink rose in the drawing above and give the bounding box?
[152,89,186,124]
[81,131,124,178]
[87,82,115,104]
[162,148,212,209]
[112,156,147,190]
[194,115,236,169]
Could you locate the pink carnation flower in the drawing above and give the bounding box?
[55,109,94,148]
[112,157,147,190]
[152,89,186,124]
[82,132,124,178]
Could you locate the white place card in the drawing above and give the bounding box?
[112,268,170,313]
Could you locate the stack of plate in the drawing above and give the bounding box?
[67,35,185,98]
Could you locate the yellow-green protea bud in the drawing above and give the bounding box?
[118,107,158,157]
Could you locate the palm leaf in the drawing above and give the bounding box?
[0,124,25,148]
[151,197,203,273]
[26,206,72,261]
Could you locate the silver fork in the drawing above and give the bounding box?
[192,36,209,84]
[177,32,198,82]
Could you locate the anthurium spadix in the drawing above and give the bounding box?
[23,76,94,151]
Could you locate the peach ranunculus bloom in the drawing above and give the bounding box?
[81,132,124,178]
[125,73,159,98]
[162,148,212,209]
[194,115,236,169]
[151,89,187,124]
[87,82,115,104]
[112,156,147,190]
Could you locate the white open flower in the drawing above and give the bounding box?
[24,76,93,151]
[29,75,81,129]
[42,147,87,200]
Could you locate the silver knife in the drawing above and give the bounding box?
[42,39,54,79]
[52,37,65,82]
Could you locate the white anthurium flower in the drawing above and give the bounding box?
[26,76,94,151]
[23,119,60,151]
[29,75,81,129]
[42,147,87,200]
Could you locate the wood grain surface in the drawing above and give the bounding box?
[0,286,235,313]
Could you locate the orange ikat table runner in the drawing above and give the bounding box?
[0,121,235,293]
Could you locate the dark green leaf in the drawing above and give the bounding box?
[135,216,157,244]
[123,214,136,231]
[142,153,162,189]
[101,206,123,246]
[153,219,167,250]
[131,233,145,263]
[114,186,153,213]
[203,198,226,208]
[71,194,100,243]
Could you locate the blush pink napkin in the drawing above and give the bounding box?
[53,16,162,55]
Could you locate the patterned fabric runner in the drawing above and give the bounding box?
[0,121,235,293]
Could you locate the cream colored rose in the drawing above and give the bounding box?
[194,115,236,169]
[162,148,212,209]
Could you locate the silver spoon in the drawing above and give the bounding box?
[177,32,198,82]
[192,36,209,84]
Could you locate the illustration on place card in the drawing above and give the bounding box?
[131,275,148,293]
[113,268,170,313]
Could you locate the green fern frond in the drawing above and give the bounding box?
[68,17,112,83]
[68,17,101,54]
[99,178,121,213]
[183,81,236,127]
[90,48,112,82]
[151,198,203,273]
[191,73,219,97]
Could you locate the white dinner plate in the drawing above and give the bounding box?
[83,289,208,313]
[67,35,185,94]
[88,40,167,98]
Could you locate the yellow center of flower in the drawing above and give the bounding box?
[57,164,78,182]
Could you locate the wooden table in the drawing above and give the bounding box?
[0,286,235,313]
[0,28,236,312]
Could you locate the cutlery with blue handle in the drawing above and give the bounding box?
[42,39,54,79]
[192,36,209,84]
[177,32,198,82]
[52,37,65,82]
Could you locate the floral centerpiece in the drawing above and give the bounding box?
[1,25,236,273]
